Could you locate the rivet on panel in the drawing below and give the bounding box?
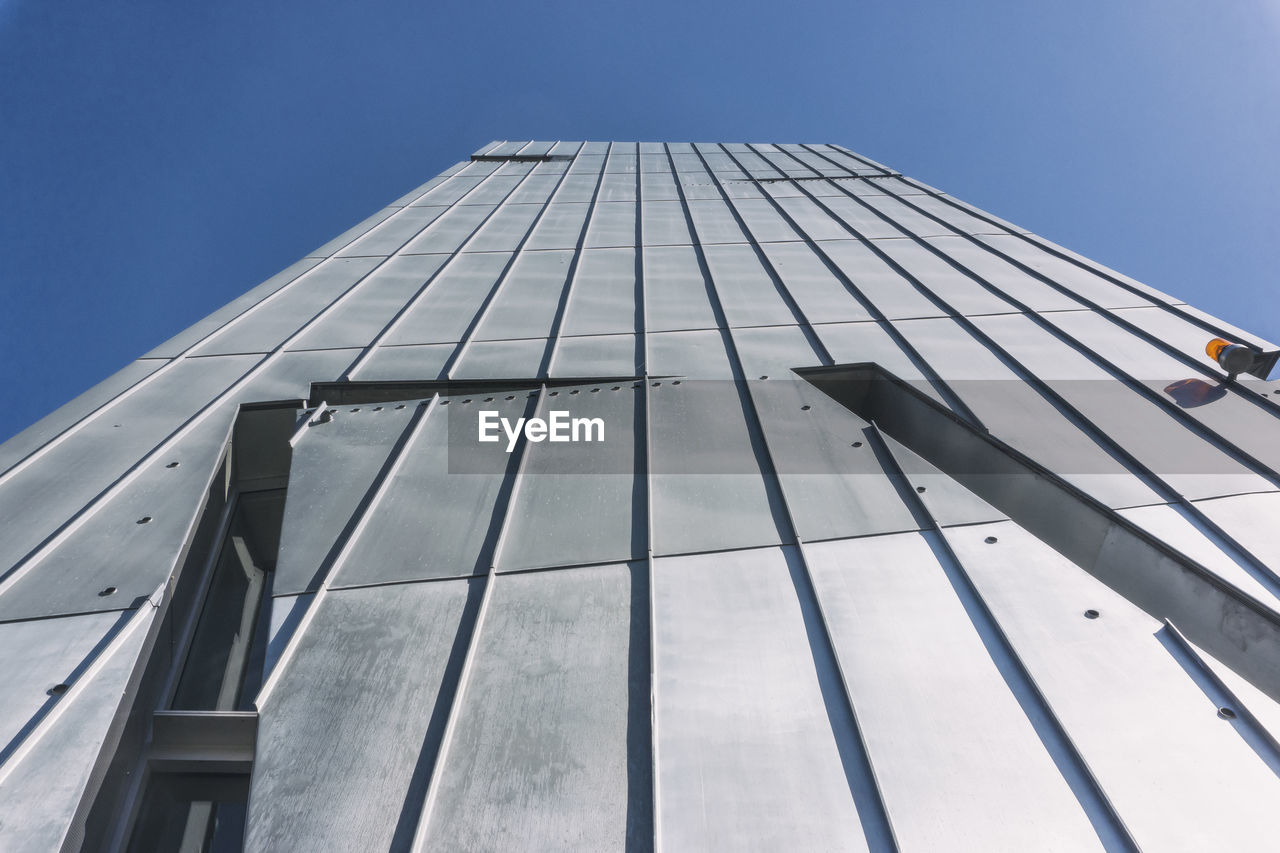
[1084,609,1100,619]
[1218,707,1237,720]
[590,388,599,392]
[801,405,811,411]
[351,407,361,412]
[441,400,450,405]
[672,380,681,385]
[612,386,620,391]
[759,375,768,380]
[851,441,863,448]
[165,462,180,469]
[396,404,406,409]
[506,395,514,400]
[462,399,472,404]
[550,391,559,396]
[47,684,70,697]
[484,397,493,402]
[652,382,661,387]
[984,536,998,544]
[98,586,117,597]
[916,486,926,493]
[136,516,152,525]
[373,406,383,412]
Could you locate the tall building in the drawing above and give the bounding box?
[2,141,1280,852]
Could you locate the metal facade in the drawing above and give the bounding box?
[3,141,1280,851]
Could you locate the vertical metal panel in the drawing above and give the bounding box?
[0,355,259,581]
[769,195,851,241]
[676,172,723,201]
[972,311,1273,499]
[639,169,679,201]
[504,171,562,206]
[945,520,1280,851]
[805,533,1106,851]
[0,610,126,750]
[818,240,945,320]
[599,172,637,201]
[190,258,382,355]
[524,204,591,250]
[462,203,543,253]
[306,207,399,257]
[648,378,785,555]
[401,204,496,254]
[351,344,454,382]
[0,359,166,474]
[652,546,868,852]
[1107,306,1275,374]
[550,334,639,378]
[729,325,823,381]
[1193,493,1280,582]
[923,236,1084,312]
[143,258,325,358]
[288,254,449,351]
[584,202,636,249]
[336,206,449,257]
[474,250,574,341]
[903,193,1014,235]
[384,253,513,345]
[559,248,638,338]
[813,321,938,392]
[450,339,549,380]
[642,246,718,332]
[246,579,478,852]
[0,605,154,853]
[408,175,485,207]
[869,238,1017,317]
[233,347,360,401]
[0,411,235,620]
[757,242,873,324]
[725,197,802,242]
[333,396,527,586]
[1118,503,1280,609]
[748,379,922,542]
[417,563,648,851]
[975,235,1159,309]
[685,198,748,244]
[855,194,967,237]
[460,172,532,206]
[498,384,642,570]
[273,404,420,595]
[891,316,1161,508]
[389,176,447,207]
[818,197,909,239]
[553,173,603,204]
[701,243,797,327]
[646,329,734,379]
[641,199,695,246]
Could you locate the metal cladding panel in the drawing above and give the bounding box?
[922,235,1086,312]
[350,343,453,381]
[474,249,574,341]
[685,198,749,244]
[652,546,870,853]
[903,193,1016,235]
[142,258,325,358]
[332,395,530,586]
[451,338,550,380]
[0,606,154,853]
[944,520,1280,851]
[870,237,1018,317]
[0,610,127,751]
[559,248,638,337]
[701,243,797,328]
[648,379,786,556]
[336,205,448,257]
[0,354,258,579]
[498,384,643,571]
[0,359,165,474]
[975,234,1159,309]
[273,403,420,595]
[817,239,946,320]
[246,579,479,852]
[642,246,718,332]
[1118,502,1280,608]
[382,252,513,345]
[727,324,823,380]
[288,254,448,351]
[550,334,640,378]
[0,410,234,620]
[818,196,910,240]
[805,534,1106,851]
[306,207,398,257]
[400,203,495,254]
[464,202,544,253]
[524,203,592,250]
[409,175,484,207]
[584,202,636,249]
[770,194,854,241]
[891,315,1162,508]
[417,563,648,851]
[640,199,694,246]
[971,311,1272,499]
[1193,492,1280,576]
[756,242,874,325]
[598,172,636,201]
[189,257,381,355]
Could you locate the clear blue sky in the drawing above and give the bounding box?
[2,0,1278,441]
